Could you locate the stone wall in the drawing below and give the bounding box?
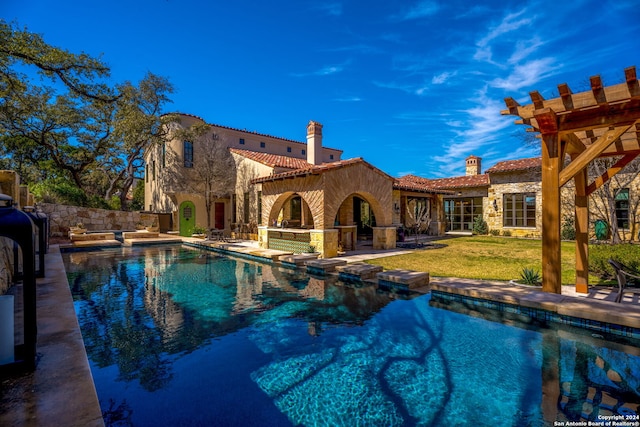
[486,169,542,238]
[38,203,159,237]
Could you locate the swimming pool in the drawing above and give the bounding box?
[62,245,640,426]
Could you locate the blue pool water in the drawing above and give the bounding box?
[62,245,640,426]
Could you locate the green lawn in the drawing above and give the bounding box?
[368,236,608,285]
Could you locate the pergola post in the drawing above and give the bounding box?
[541,130,562,294]
[574,168,589,293]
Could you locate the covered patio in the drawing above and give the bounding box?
[503,66,640,294]
[253,158,397,258]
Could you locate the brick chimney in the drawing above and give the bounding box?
[465,155,481,176]
[306,121,323,165]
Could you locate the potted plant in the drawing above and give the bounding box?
[146,219,159,232]
[70,222,86,236]
[135,222,145,231]
[192,225,207,238]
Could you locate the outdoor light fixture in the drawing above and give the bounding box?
[493,199,498,211]
[394,203,400,214]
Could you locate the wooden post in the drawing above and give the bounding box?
[574,167,589,293]
[540,128,562,294]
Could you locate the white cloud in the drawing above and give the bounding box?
[335,96,362,102]
[395,1,440,21]
[508,36,544,64]
[490,58,559,91]
[431,91,514,172]
[432,71,456,84]
[474,9,533,64]
[291,64,346,77]
[476,9,531,48]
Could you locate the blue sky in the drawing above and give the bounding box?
[4,0,639,178]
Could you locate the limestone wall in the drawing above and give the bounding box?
[38,203,158,237]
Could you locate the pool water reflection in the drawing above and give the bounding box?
[62,245,640,426]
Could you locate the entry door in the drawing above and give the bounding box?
[179,201,195,236]
[214,202,225,230]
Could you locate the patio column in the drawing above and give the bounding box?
[574,168,589,293]
[538,108,562,294]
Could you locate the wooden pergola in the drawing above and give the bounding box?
[502,66,640,294]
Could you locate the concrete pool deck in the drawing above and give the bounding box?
[1,239,639,425]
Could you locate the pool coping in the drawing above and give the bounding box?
[0,245,104,427]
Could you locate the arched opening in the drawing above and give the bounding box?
[269,193,315,229]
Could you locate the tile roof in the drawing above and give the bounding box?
[251,157,393,183]
[485,157,541,173]
[229,148,311,169]
[393,175,454,194]
[163,112,343,153]
[426,174,490,189]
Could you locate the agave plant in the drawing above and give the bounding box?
[519,267,542,286]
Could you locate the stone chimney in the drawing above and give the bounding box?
[465,155,481,176]
[306,121,323,165]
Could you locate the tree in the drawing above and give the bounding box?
[588,157,640,243]
[0,21,173,210]
[101,73,175,209]
[165,124,236,229]
[404,198,431,246]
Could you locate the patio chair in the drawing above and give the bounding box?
[607,259,640,303]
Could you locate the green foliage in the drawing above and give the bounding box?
[108,195,121,210]
[561,215,576,241]
[192,225,207,235]
[31,180,88,206]
[472,216,488,235]
[307,245,317,253]
[519,267,542,286]
[589,243,640,279]
[130,180,145,211]
[489,229,500,236]
[502,230,512,237]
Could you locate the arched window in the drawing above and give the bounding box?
[183,141,193,168]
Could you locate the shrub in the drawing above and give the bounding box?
[502,230,512,237]
[472,216,488,235]
[589,243,640,279]
[519,267,541,286]
[192,225,207,235]
[31,180,88,206]
[561,215,576,241]
[489,229,500,236]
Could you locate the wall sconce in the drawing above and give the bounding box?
[393,203,400,214]
[493,199,498,211]
[457,192,462,197]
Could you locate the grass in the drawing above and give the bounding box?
[369,235,608,286]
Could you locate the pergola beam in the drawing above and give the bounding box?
[558,125,633,187]
[586,151,640,195]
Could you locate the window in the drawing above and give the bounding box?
[243,192,250,223]
[257,191,262,225]
[616,188,630,229]
[287,147,291,153]
[260,141,265,148]
[146,164,149,182]
[444,197,482,232]
[152,160,156,181]
[239,138,245,145]
[231,194,237,223]
[302,149,306,155]
[330,154,334,160]
[503,193,536,227]
[161,143,166,167]
[183,141,193,168]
